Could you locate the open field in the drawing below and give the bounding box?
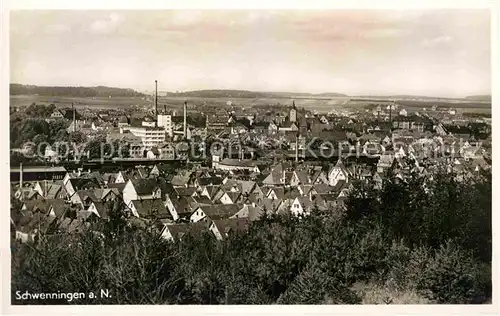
[10,95,350,111]
[10,95,150,109]
[10,95,490,115]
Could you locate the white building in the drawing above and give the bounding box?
[157,114,173,137]
[122,126,166,150]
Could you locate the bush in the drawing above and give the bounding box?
[415,241,490,304]
[277,261,361,304]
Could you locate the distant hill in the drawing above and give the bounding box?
[353,95,465,101]
[465,95,491,102]
[167,89,347,99]
[10,84,146,98]
[354,95,492,102]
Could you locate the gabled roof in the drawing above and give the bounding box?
[193,195,213,205]
[197,176,224,186]
[131,178,159,195]
[262,163,285,185]
[76,190,100,203]
[174,187,197,197]
[202,185,221,200]
[195,204,244,220]
[131,199,171,219]
[298,184,315,195]
[312,183,332,194]
[293,170,310,184]
[47,199,69,218]
[171,171,193,187]
[89,201,109,219]
[211,218,250,237]
[258,198,282,213]
[18,212,57,234]
[231,205,265,221]
[222,191,242,203]
[164,221,210,241]
[107,182,126,192]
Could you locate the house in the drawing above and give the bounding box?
[266,186,301,201]
[279,122,299,132]
[290,170,311,187]
[47,200,72,219]
[190,204,245,223]
[164,195,195,220]
[71,189,100,208]
[209,218,250,241]
[257,198,282,213]
[63,172,104,197]
[128,199,171,220]
[290,196,325,216]
[174,187,198,198]
[268,122,278,133]
[32,181,66,200]
[122,179,161,205]
[212,158,262,173]
[219,191,242,204]
[87,201,109,219]
[328,158,349,186]
[50,109,65,119]
[194,176,224,189]
[230,204,265,221]
[171,171,194,187]
[200,185,221,201]
[15,187,43,201]
[377,154,395,173]
[115,171,127,184]
[160,221,210,242]
[297,184,315,196]
[14,212,57,243]
[262,163,287,186]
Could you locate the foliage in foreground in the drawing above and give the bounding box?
[11,171,491,305]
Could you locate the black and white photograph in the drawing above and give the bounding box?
[3,1,497,312]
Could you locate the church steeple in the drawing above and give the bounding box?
[290,100,297,123]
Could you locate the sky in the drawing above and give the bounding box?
[10,10,491,97]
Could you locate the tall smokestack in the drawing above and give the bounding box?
[72,102,76,133]
[155,80,158,121]
[19,163,23,200]
[389,101,393,126]
[295,133,299,163]
[183,101,187,138]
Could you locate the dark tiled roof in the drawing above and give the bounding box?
[196,204,244,220]
[131,199,171,219]
[131,178,159,195]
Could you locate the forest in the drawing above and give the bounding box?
[10,84,145,98]
[11,169,491,305]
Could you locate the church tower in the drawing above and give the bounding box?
[290,100,297,123]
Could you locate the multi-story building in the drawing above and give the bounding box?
[206,113,229,135]
[122,126,166,150]
[157,114,173,137]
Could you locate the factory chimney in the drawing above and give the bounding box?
[389,100,393,126]
[155,80,158,124]
[183,101,187,138]
[19,163,23,201]
[295,132,299,163]
[72,102,76,133]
